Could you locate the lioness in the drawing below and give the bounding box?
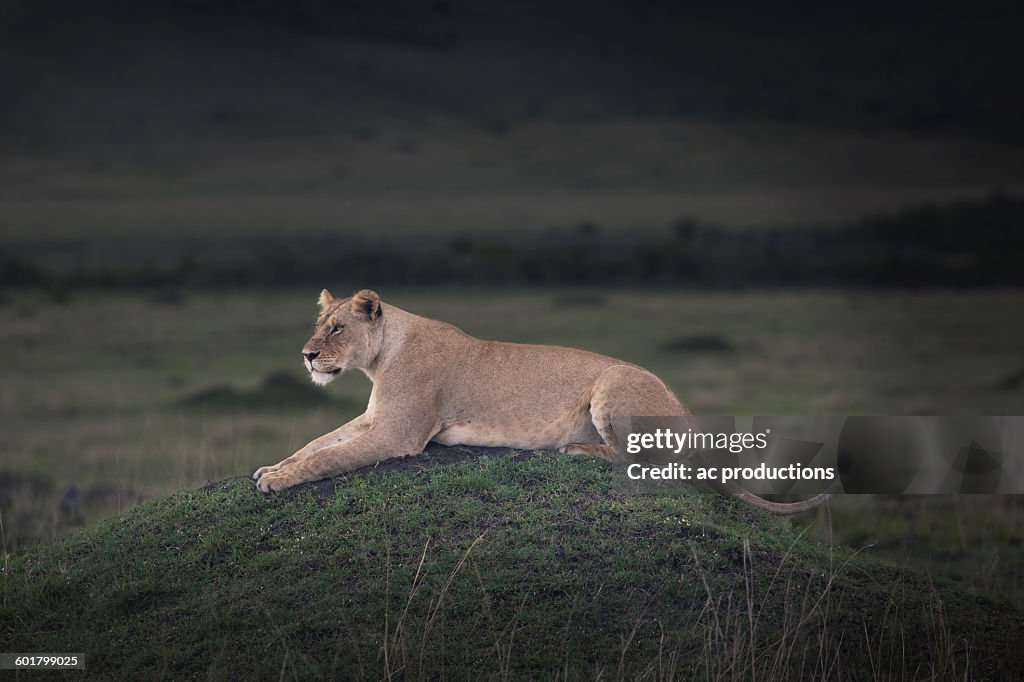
[253,289,830,514]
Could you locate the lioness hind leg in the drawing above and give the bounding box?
[558,365,690,464]
[558,443,618,461]
[587,364,692,461]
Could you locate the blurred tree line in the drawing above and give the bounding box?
[2,195,1022,292]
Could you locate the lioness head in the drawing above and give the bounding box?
[302,289,384,385]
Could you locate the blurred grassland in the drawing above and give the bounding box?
[1,288,1023,596]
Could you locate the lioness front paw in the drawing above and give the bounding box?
[252,465,278,481]
[256,469,302,493]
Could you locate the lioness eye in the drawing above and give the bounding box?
[330,324,344,335]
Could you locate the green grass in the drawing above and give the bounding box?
[3,449,1021,680]
[794,495,1024,602]
[1,289,1023,595]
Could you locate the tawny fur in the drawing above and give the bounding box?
[253,289,830,515]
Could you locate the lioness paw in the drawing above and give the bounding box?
[252,465,277,481]
[256,469,300,493]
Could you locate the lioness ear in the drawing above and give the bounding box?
[351,289,381,320]
[318,289,335,310]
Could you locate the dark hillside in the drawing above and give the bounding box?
[3,445,1022,679]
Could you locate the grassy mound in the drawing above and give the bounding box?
[2,445,1022,680]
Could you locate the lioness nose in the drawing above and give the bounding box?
[303,350,320,362]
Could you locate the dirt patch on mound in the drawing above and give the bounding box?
[207,443,539,499]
